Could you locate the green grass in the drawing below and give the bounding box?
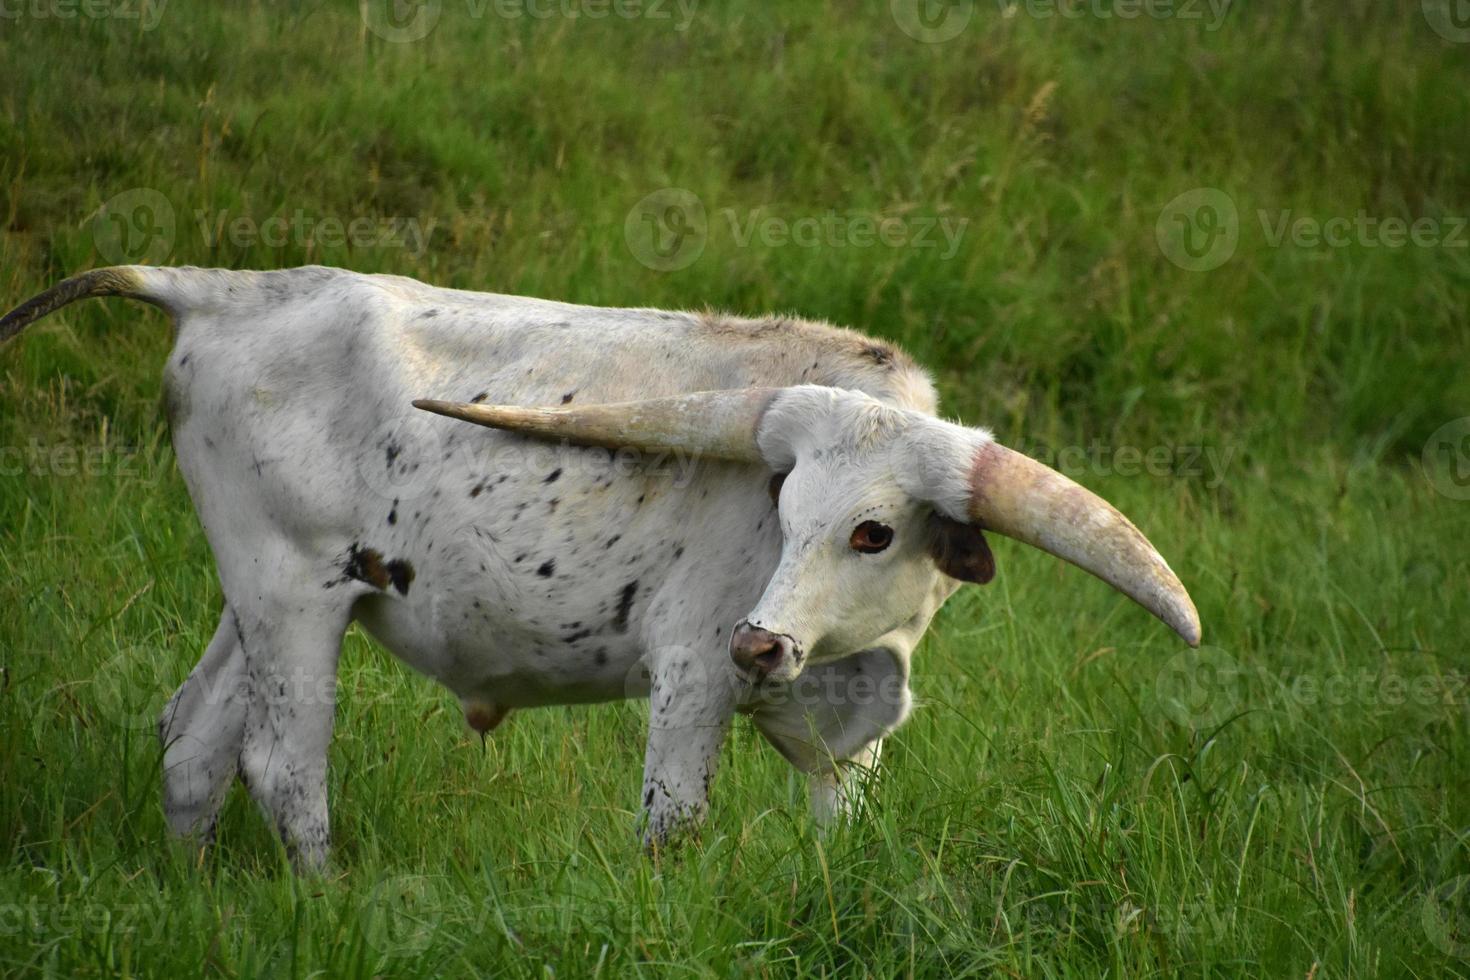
[2,1,1469,975]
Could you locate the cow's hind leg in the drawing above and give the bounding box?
[158,606,247,841]
[231,574,353,872]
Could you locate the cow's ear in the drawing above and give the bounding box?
[928,513,996,585]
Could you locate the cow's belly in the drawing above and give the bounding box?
[351,591,651,707]
[335,427,778,710]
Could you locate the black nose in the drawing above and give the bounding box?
[730,622,795,676]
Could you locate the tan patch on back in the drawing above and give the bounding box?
[692,311,936,413]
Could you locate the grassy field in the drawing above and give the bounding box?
[2,0,1469,975]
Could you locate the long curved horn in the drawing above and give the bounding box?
[967,441,1202,647]
[413,388,779,462]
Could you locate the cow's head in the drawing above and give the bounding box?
[415,386,1200,683]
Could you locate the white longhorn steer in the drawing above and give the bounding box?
[1,266,1201,869]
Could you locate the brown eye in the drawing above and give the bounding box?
[850,520,894,554]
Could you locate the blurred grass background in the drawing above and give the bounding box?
[1,0,1468,976]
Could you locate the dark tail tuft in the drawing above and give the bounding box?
[0,267,154,344]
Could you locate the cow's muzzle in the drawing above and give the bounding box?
[730,622,798,678]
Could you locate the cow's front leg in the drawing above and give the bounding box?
[640,647,737,851]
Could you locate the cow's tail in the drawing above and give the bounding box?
[0,266,203,344]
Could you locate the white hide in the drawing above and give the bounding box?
[12,266,977,865]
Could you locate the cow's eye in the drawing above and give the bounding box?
[850,520,894,554]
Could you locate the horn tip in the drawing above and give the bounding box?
[1170,606,1202,648]
[413,398,454,416]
